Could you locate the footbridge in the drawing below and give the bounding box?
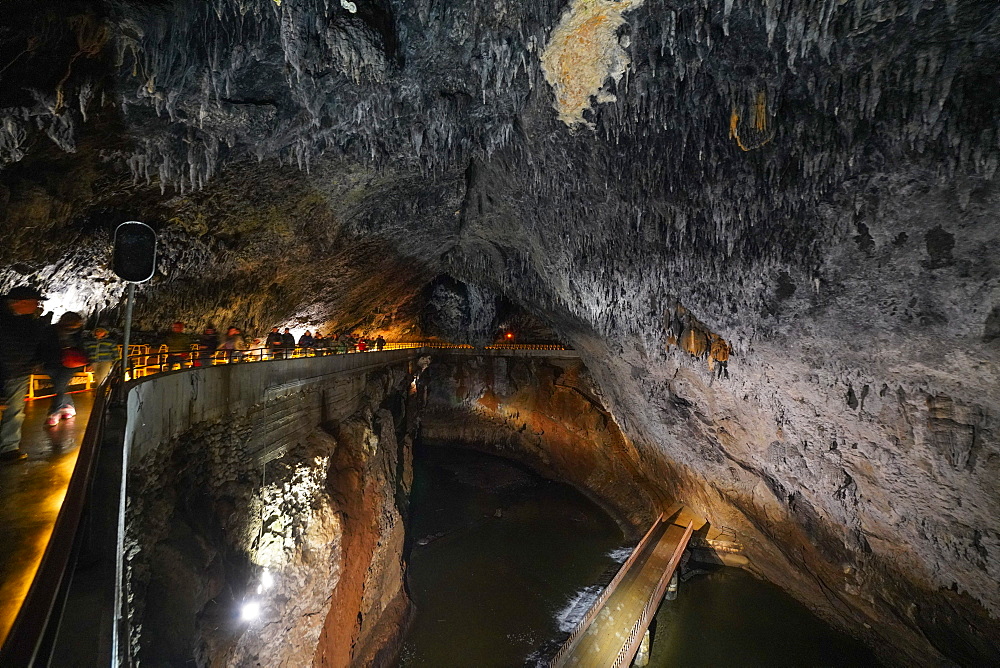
[550,508,695,668]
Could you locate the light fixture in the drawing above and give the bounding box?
[241,601,261,621]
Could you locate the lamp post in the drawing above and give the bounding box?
[109,220,156,667]
[112,221,157,382]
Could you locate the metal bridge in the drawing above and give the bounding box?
[550,508,695,668]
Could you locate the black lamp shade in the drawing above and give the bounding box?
[113,221,157,283]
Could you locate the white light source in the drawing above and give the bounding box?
[261,569,274,590]
[241,601,261,621]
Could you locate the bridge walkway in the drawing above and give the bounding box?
[552,509,694,667]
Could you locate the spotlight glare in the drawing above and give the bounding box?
[241,601,261,621]
[261,569,274,589]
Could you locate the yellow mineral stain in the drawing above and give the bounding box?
[730,89,775,151]
[540,0,644,128]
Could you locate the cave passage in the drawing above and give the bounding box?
[401,443,879,667]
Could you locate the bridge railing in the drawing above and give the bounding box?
[121,341,573,380]
[122,344,435,380]
[549,513,665,667]
[611,521,694,668]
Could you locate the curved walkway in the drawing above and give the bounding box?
[0,393,94,645]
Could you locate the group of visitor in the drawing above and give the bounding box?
[162,324,387,368]
[162,322,249,368]
[0,282,393,464]
[0,285,124,463]
[261,328,385,358]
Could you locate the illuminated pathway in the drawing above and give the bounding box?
[551,509,694,668]
[0,393,93,645]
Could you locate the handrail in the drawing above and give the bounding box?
[116,341,569,381]
[483,343,568,350]
[121,344,431,380]
[611,522,694,668]
[0,365,117,666]
[549,514,665,667]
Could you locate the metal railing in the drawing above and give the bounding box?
[0,365,117,666]
[118,341,571,381]
[121,344,431,380]
[549,514,666,667]
[483,343,568,350]
[610,522,694,668]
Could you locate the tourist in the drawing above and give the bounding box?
[298,330,314,355]
[710,334,730,379]
[313,332,326,355]
[84,327,117,386]
[0,286,54,462]
[45,312,89,426]
[375,335,386,352]
[218,326,247,362]
[164,321,193,370]
[265,327,282,359]
[357,336,367,353]
[197,325,219,367]
[281,328,295,357]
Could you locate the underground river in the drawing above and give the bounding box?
[400,444,879,667]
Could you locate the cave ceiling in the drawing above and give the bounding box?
[0,0,994,335]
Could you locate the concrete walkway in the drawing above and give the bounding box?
[0,392,93,645]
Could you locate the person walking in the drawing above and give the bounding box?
[45,312,89,426]
[710,334,730,379]
[0,286,56,462]
[164,322,193,370]
[84,327,117,386]
[375,335,386,352]
[197,325,220,367]
[313,332,326,355]
[218,326,247,362]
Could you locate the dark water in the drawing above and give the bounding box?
[647,567,878,667]
[399,445,878,667]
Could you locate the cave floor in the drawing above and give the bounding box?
[0,391,93,645]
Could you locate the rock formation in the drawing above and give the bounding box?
[2,0,999,664]
[125,361,419,665]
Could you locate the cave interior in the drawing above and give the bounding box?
[1,0,999,665]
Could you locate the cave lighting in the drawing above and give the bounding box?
[261,568,274,590]
[241,601,260,621]
[505,332,514,340]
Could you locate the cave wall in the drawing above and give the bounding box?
[446,172,1000,666]
[124,354,421,666]
[420,350,667,530]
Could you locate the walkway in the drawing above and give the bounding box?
[551,510,694,667]
[0,392,94,645]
